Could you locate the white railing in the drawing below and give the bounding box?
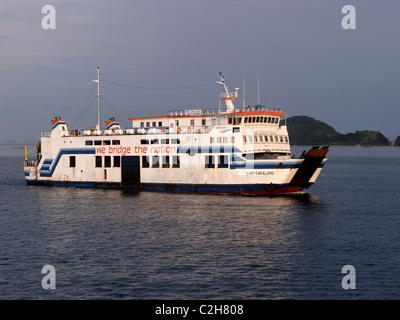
[220,92,238,99]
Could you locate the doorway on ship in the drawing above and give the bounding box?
[121,156,141,188]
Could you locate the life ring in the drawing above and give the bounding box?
[161,127,166,133]
[204,126,209,132]
[187,127,192,134]
[177,127,181,134]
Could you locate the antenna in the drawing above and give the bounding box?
[243,66,246,109]
[257,66,260,105]
[92,67,100,129]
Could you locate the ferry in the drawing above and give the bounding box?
[24,69,329,195]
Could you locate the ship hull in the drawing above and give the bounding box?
[25,179,313,195]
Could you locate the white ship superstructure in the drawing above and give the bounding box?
[24,70,328,195]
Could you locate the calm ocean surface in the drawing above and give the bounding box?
[0,145,399,300]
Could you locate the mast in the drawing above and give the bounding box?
[92,67,100,129]
[217,72,238,113]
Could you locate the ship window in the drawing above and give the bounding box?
[233,127,240,133]
[275,118,279,124]
[217,137,221,143]
[202,119,206,126]
[95,156,102,168]
[172,156,180,168]
[151,139,159,144]
[104,156,111,168]
[94,140,102,145]
[231,137,235,143]
[218,155,229,168]
[228,118,233,124]
[265,136,269,142]
[152,156,159,168]
[212,118,216,125]
[69,156,76,167]
[171,139,180,144]
[284,136,288,143]
[256,117,260,123]
[270,136,273,141]
[244,117,248,123]
[243,136,247,143]
[112,140,120,145]
[158,121,162,127]
[140,139,149,144]
[264,117,268,123]
[223,137,228,143]
[259,136,264,142]
[161,139,169,144]
[103,140,111,145]
[162,156,170,168]
[210,137,215,144]
[113,156,120,167]
[280,136,284,142]
[146,122,150,127]
[190,119,195,126]
[142,156,149,168]
[275,136,279,142]
[175,120,179,126]
[248,136,253,143]
[152,121,156,127]
[268,117,271,123]
[238,117,242,124]
[254,136,258,142]
[253,117,256,123]
[140,122,144,127]
[205,155,215,168]
[85,140,93,145]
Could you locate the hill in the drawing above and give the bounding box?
[284,116,390,146]
[395,136,400,146]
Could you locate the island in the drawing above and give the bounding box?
[284,115,390,146]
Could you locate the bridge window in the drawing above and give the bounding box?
[85,140,93,145]
[112,140,120,145]
[244,117,248,123]
[94,140,102,145]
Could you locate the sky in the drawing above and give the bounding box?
[0,0,399,144]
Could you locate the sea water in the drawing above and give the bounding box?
[0,145,399,299]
